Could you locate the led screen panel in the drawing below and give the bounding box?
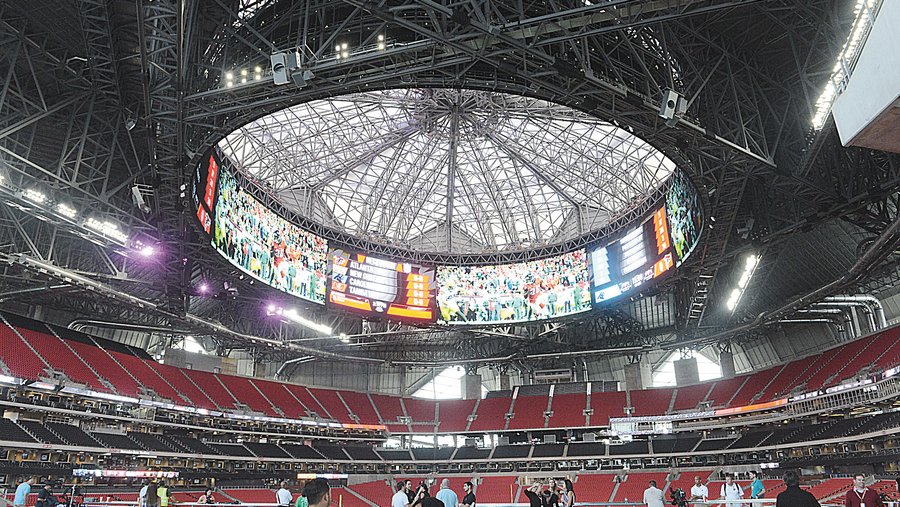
[191,150,220,235]
[589,206,674,304]
[327,249,436,323]
[211,164,328,304]
[666,171,702,265]
[437,250,591,324]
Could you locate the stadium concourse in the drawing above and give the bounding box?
[1,1,900,507]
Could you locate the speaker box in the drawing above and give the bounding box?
[271,51,300,85]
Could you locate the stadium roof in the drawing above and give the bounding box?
[219,88,676,254]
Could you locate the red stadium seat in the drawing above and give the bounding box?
[507,394,549,430]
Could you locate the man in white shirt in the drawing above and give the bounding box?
[276,482,293,507]
[643,480,665,507]
[720,475,744,504]
[139,480,149,507]
[689,476,709,504]
[392,481,411,507]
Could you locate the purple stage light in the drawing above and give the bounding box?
[139,245,155,257]
[199,283,210,294]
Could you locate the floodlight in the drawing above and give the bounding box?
[23,188,47,204]
[56,203,77,219]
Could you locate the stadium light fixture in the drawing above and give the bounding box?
[267,304,332,335]
[56,202,78,220]
[726,254,759,312]
[812,0,878,129]
[84,217,128,244]
[23,188,47,204]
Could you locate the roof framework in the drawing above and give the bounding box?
[220,88,676,253]
[0,0,898,367]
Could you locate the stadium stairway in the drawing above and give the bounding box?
[334,486,377,507]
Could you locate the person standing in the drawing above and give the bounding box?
[393,481,411,507]
[36,483,56,507]
[302,478,330,507]
[435,479,458,507]
[523,482,543,507]
[642,480,665,507]
[14,478,34,507]
[749,471,765,499]
[689,476,709,504]
[461,482,476,507]
[720,475,743,504]
[406,481,416,505]
[156,480,171,507]
[276,482,293,507]
[775,470,819,507]
[560,480,575,507]
[845,474,884,507]
[139,480,150,507]
[145,482,160,507]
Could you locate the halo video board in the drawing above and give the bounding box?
[436,250,592,325]
[327,249,436,323]
[666,170,703,265]
[589,206,674,304]
[210,163,329,304]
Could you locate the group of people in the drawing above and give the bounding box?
[137,480,176,507]
[522,479,576,507]
[437,252,591,323]
[213,168,328,303]
[391,479,476,507]
[13,479,84,507]
[277,479,331,507]
[640,471,886,507]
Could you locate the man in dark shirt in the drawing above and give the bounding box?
[523,483,542,507]
[36,484,58,507]
[460,482,476,507]
[776,470,820,507]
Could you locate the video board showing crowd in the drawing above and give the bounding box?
[666,170,702,266]
[198,147,703,323]
[210,162,329,304]
[436,250,592,325]
[588,206,675,304]
[328,249,436,323]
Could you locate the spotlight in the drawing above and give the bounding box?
[377,42,385,50]
[139,245,156,257]
[335,45,341,51]
[56,203,77,219]
[377,34,384,42]
[341,51,349,59]
[198,283,210,294]
[225,72,234,80]
[23,188,47,204]
[341,43,348,50]
[240,69,247,76]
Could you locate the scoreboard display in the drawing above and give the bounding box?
[589,206,674,304]
[192,149,220,235]
[327,249,436,323]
